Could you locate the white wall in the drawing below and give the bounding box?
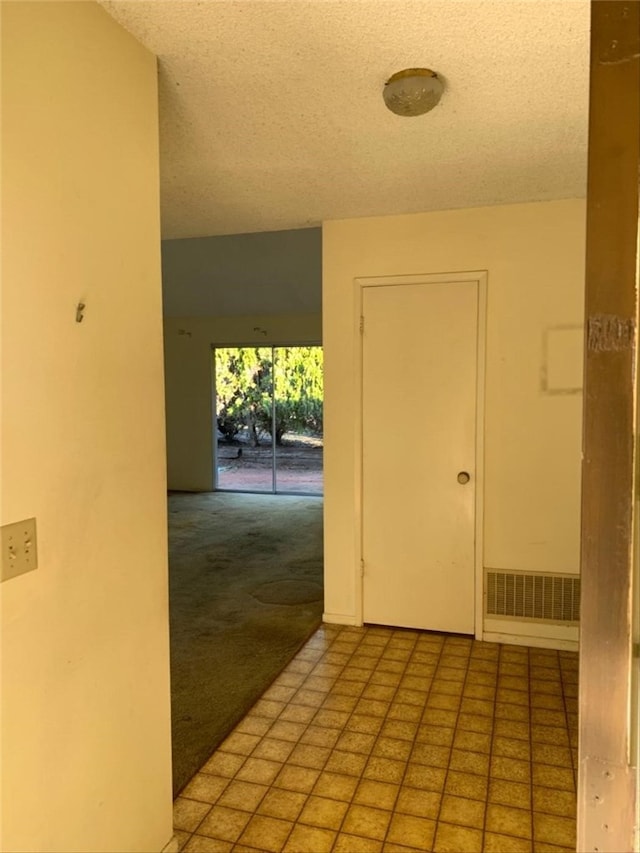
[164,315,322,490]
[323,200,585,635]
[1,4,173,851]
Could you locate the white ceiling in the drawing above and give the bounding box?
[101,0,590,240]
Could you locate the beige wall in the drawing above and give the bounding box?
[323,200,585,630]
[164,315,322,490]
[1,4,173,851]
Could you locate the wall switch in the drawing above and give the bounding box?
[1,518,38,582]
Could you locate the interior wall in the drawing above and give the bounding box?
[0,4,173,852]
[322,199,586,634]
[164,314,322,490]
[162,228,322,317]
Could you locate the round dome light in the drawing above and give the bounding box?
[383,68,444,117]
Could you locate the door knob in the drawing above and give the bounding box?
[457,471,471,484]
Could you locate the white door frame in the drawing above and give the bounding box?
[353,271,487,639]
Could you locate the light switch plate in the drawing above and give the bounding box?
[1,518,38,582]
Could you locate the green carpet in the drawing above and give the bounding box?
[168,492,323,795]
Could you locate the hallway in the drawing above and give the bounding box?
[172,624,577,852]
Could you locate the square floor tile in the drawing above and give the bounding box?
[452,729,491,753]
[396,687,430,705]
[488,779,531,810]
[422,708,458,728]
[322,694,360,713]
[457,713,494,734]
[324,750,368,777]
[219,732,261,756]
[494,719,530,741]
[395,786,441,819]
[252,699,287,719]
[463,681,496,702]
[497,675,529,693]
[495,702,530,722]
[416,725,455,747]
[335,731,376,754]
[444,770,488,801]
[491,755,531,783]
[436,666,466,683]
[263,685,298,703]
[492,736,531,761]
[533,812,577,847]
[173,797,212,832]
[460,697,495,716]
[293,688,327,708]
[280,704,317,724]
[373,736,413,761]
[531,708,566,728]
[439,794,486,829]
[486,803,532,839]
[533,786,576,817]
[346,714,385,735]
[404,763,447,791]
[274,764,321,793]
[532,742,573,767]
[174,829,192,851]
[238,815,294,852]
[380,719,418,741]
[341,804,391,840]
[427,693,461,712]
[483,832,532,853]
[313,771,360,801]
[433,822,483,853]
[363,755,406,784]
[267,720,307,743]
[410,742,451,767]
[313,708,351,729]
[353,779,400,810]
[333,833,383,852]
[217,780,268,812]
[449,749,490,776]
[300,725,341,749]
[252,738,296,762]
[386,813,436,848]
[197,806,252,842]
[236,757,282,785]
[235,716,273,737]
[388,702,424,722]
[298,794,348,830]
[180,774,230,804]
[532,764,575,791]
[200,753,245,778]
[258,788,307,821]
[288,743,331,770]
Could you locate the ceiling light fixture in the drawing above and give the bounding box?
[383,68,444,117]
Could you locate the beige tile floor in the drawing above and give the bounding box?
[173,624,578,853]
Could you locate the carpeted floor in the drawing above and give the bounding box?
[168,491,323,795]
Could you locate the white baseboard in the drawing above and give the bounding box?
[483,618,578,651]
[322,611,360,626]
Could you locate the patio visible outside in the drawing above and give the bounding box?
[214,345,323,495]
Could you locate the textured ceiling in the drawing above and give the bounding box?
[101,0,590,239]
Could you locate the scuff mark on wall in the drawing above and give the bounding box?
[587,314,636,352]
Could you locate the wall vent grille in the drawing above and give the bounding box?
[486,571,580,623]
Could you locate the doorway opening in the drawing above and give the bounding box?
[213,344,323,495]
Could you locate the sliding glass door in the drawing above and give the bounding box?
[213,345,323,495]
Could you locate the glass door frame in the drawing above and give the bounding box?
[211,341,323,496]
